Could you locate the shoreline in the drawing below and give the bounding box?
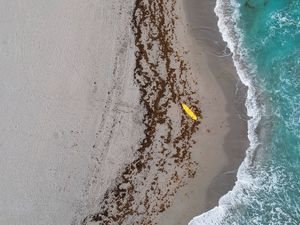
[183,0,249,211]
[154,0,248,224]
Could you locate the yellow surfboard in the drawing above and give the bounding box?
[181,103,198,121]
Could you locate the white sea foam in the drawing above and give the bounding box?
[189,0,264,224]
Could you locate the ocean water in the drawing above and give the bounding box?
[189,0,300,224]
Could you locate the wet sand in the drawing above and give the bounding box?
[153,0,249,224]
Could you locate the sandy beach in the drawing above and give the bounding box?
[0,0,140,224]
[83,0,248,224]
[0,0,247,224]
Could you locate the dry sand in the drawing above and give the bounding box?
[0,0,248,225]
[0,0,140,224]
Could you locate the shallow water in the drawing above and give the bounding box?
[189,0,300,224]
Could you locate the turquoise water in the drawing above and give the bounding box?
[190,0,300,224]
